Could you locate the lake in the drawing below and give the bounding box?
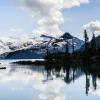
[0,60,100,100]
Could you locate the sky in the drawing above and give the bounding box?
[0,0,100,40]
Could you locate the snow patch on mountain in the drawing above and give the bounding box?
[0,36,41,54]
[0,33,84,59]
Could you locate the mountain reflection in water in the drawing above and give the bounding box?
[0,62,100,100]
[44,63,99,96]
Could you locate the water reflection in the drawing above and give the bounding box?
[0,62,100,100]
[44,63,100,96]
[44,64,83,84]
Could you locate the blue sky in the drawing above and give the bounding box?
[61,0,100,39]
[0,0,100,39]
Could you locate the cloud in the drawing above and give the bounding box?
[83,20,100,32]
[89,79,100,96]
[34,79,66,100]
[10,28,23,33]
[0,63,68,100]
[83,20,100,36]
[19,0,90,37]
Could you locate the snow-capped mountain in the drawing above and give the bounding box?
[0,33,84,59]
[0,36,42,54]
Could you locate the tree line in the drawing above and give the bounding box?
[45,30,100,63]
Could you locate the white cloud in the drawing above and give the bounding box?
[34,79,66,100]
[10,28,23,33]
[19,0,90,37]
[83,20,100,36]
[0,63,68,100]
[89,79,100,96]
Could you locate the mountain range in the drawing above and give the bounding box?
[0,32,85,59]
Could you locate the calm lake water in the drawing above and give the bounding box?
[0,60,100,100]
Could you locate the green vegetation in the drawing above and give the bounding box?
[44,30,100,64]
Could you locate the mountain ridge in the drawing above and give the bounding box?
[0,33,84,59]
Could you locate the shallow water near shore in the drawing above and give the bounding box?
[0,59,100,100]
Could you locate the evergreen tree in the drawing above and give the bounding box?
[91,33,97,54]
[72,39,75,58]
[84,30,89,51]
[66,40,69,54]
[83,30,90,61]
